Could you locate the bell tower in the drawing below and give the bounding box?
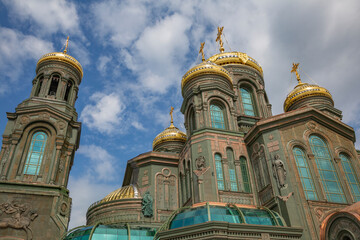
[0,38,82,239]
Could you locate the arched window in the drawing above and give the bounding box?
[215,154,225,190]
[293,147,318,200]
[227,148,238,191]
[340,153,360,202]
[189,108,196,133]
[23,131,48,175]
[64,80,73,102]
[210,104,226,129]
[309,135,346,203]
[48,75,60,96]
[240,88,255,116]
[240,157,251,193]
[35,76,44,97]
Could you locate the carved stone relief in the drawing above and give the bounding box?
[142,191,153,218]
[193,156,210,177]
[0,201,38,240]
[272,154,287,189]
[156,168,177,211]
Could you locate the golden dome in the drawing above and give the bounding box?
[37,52,83,78]
[100,185,140,203]
[207,51,263,75]
[284,82,333,112]
[153,123,187,150]
[181,61,232,89]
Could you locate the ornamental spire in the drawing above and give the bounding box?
[291,63,302,84]
[199,42,205,62]
[216,26,225,53]
[170,106,174,127]
[63,36,69,54]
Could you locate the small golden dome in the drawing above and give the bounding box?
[284,82,333,112]
[153,123,187,150]
[100,185,140,203]
[181,61,232,89]
[206,51,263,75]
[37,52,83,78]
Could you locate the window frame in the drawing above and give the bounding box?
[23,131,48,176]
[209,101,227,130]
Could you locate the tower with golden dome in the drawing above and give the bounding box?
[0,37,83,239]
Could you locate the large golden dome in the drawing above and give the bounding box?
[37,52,83,78]
[284,82,333,112]
[100,185,140,203]
[207,51,263,75]
[153,123,187,150]
[181,61,232,89]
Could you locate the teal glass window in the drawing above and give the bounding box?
[240,157,251,193]
[23,131,47,175]
[240,88,255,116]
[209,206,242,223]
[170,206,208,229]
[309,135,346,203]
[215,154,225,190]
[240,208,276,226]
[293,147,318,200]
[210,104,225,129]
[340,153,360,202]
[227,148,238,191]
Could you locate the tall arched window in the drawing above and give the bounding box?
[240,88,255,116]
[293,147,318,200]
[340,153,360,202]
[189,108,196,133]
[227,148,238,191]
[35,76,44,97]
[309,135,346,203]
[240,157,251,193]
[23,131,48,175]
[215,154,225,190]
[210,104,225,129]
[48,75,60,96]
[64,80,73,102]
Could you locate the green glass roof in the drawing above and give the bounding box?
[166,204,285,230]
[64,224,156,240]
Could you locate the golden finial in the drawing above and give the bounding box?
[63,36,69,54]
[291,62,302,84]
[216,26,225,53]
[170,106,174,127]
[199,42,205,62]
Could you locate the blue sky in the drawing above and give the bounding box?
[0,0,359,229]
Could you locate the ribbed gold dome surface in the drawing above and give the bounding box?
[100,185,140,203]
[206,51,263,75]
[181,61,232,89]
[284,82,333,112]
[37,52,83,78]
[153,123,187,150]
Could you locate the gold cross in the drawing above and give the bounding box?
[63,36,69,54]
[291,63,302,84]
[199,42,205,62]
[170,107,174,125]
[216,26,225,53]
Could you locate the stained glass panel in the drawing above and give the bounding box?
[23,131,47,175]
[309,135,346,203]
[240,88,255,116]
[215,154,225,190]
[210,104,225,129]
[240,157,251,193]
[340,153,360,202]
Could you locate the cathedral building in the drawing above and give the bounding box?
[0,30,359,240]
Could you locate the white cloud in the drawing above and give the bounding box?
[3,0,81,35]
[0,27,53,92]
[91,0,148,47]
[77,145,116,181]
[97,55,112,73]
[124,13,192,92]
[80,92,125,134]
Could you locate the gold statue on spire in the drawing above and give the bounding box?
[199,42,205,62]
[216,26,225,53]
[63,36,69,54]
[291,63,302,84]
[170,106,174,126]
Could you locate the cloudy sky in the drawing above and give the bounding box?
[0,0,359,229]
